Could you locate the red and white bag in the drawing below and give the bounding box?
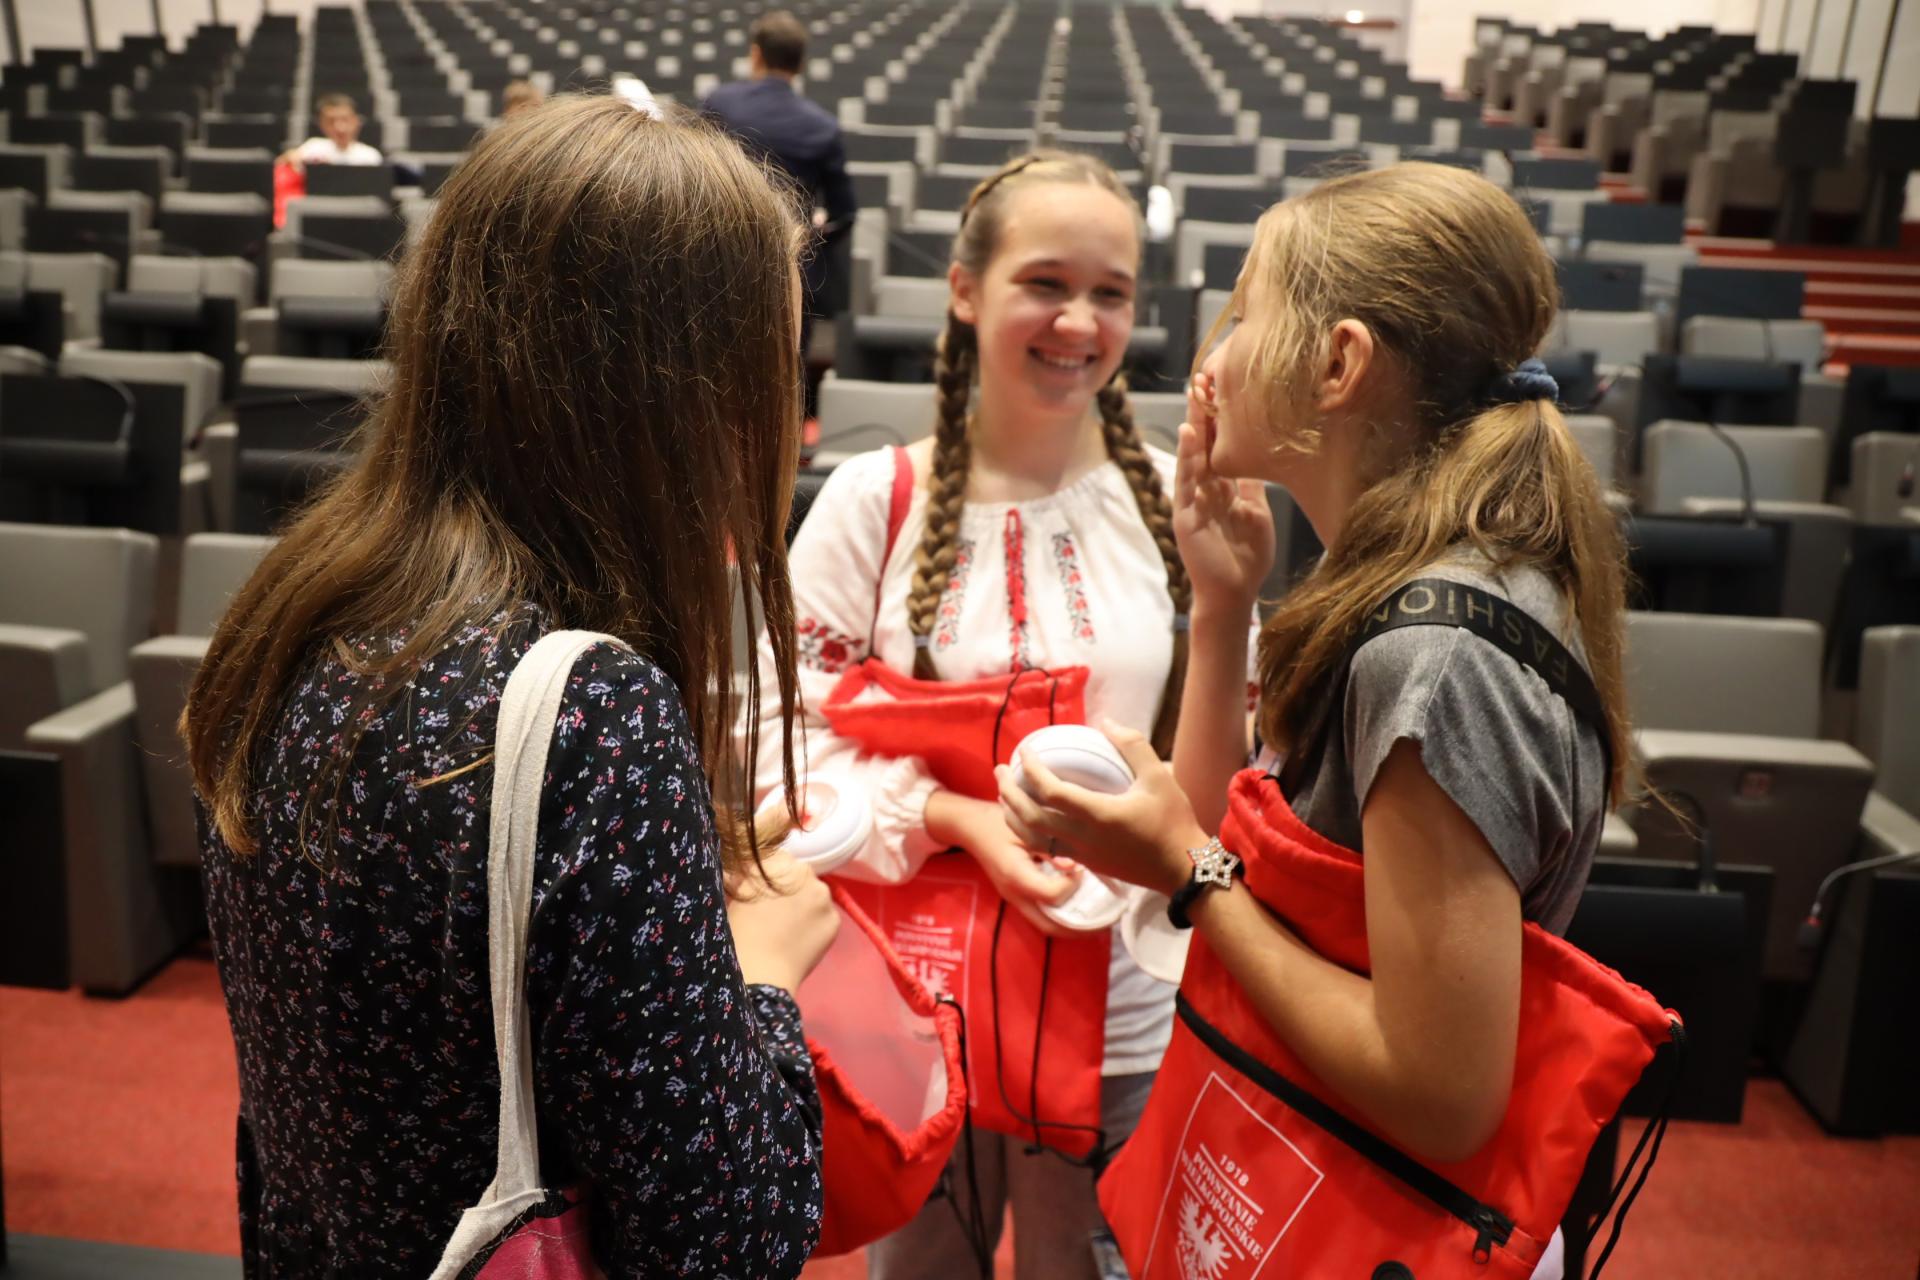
[1098,767,1682,1279]
[799,882,970,1254]
[809,446,1114,1159]
[824,660,1112,1159]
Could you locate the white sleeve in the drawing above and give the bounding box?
[294,138,331,161]
[745,453,943,884]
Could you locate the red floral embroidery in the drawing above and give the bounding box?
[1051,532,1096,644]
[934,537,976,652]
[1004,511,1031,670]
[796,616,865,673]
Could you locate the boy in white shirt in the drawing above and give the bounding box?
[278,94,383,171]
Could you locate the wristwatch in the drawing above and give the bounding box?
[1166,836,1241,930]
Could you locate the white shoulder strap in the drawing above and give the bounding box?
[431,630,623,1280]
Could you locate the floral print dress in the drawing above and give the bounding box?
[199,610,822,1278]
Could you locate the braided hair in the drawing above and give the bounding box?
[902,150,1191,755]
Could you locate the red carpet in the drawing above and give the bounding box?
[4,954,1917,1277]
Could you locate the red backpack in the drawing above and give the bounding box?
[1098,578,1683,1278]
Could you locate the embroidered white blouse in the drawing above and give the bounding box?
[748,444,1188,1075]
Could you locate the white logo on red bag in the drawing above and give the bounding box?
[1177,1191,1234,1280]
[1146,1074,1323,1280]
[878,877,978,1006]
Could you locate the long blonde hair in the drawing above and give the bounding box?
[183,99,806,870]
[1224,162,1633,803]
[905,150,1192,755]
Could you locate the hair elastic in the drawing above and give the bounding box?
[1172,613,1191,633]
[1483,358,1559,406]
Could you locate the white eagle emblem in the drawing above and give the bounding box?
[1176,1193,1233,1280]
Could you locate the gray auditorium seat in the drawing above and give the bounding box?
[1627,611,1824,739]
[1848,434,1920,525]
[17,528,276,991]
[870,276,950,320]
[1630,728,1875,980]
[128,532,273,871]
[1544,310,1661,369]
[1640,422,1827,514]
[24,681,205,993]
[201,354,389,529]
[1563,413,1621,491]
[1856,627,1920,817]
[0,187,32,252]
[1623,610,1877,978]
[245,258,393,357]
[815,374,933,462]
[0,250,117,345]
[0,522,158,749]
[1174,220,1255,289]
[60,347,224,437]
[175,531,274,635]
[1130,391,1186,454]
[1583,240,1698,296]
[1680,316,1827,372]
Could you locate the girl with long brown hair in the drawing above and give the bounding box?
[747,151,1196,1277]
[1001,163,1634,1275]
[183,98,838,1277]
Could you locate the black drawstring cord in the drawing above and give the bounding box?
[938,993,995,1278]
[1586,1020,1687,1277]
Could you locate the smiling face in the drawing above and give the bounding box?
[949,182,1139,428]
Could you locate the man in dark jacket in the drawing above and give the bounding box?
[705,10,856,403]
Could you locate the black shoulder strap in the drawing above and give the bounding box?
[1277,576,1610,797]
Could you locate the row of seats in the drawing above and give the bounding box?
[5,513,1914,1009]
[1464,19,1916,246]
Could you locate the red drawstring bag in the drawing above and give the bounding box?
[824,660,1113,1159]
[797,882,970,1254]
[1098,767,1682,1279]
[272,160,305,229]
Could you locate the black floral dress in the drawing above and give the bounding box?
[199,611,823,1278]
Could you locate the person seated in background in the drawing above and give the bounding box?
[278,93,383,171]
[704,10,855,407]
[501,78,545,118]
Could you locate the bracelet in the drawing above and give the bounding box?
[1166,836,1241,930]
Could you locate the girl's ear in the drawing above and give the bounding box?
[1313,319,1375,414]
[949,260,980,327]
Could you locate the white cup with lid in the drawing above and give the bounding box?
[1009,725,1134,931]
[756,778,872,876]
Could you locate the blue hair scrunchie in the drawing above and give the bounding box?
[1484,358,1559,406]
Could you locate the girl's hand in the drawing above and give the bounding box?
[726,849,842,993]
[996,721,1205,898]
[1174,373,1275,611]
[925,791,1085,938]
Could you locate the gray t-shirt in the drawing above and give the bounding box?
[1273,555,1609,935]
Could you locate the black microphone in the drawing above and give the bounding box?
[1897,436,1918,500]
[1664,788,1718,893]
[1703,418,1757,526]
[1798,849,1920,950]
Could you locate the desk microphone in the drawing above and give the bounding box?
[1703,418,1757,525]
[1897,436,1918,500]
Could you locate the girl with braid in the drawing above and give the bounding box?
[745,151,1194,1277]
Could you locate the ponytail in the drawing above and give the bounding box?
[1257,385,1634,805]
